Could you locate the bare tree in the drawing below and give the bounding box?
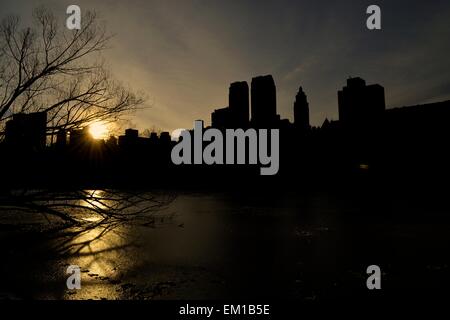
[0,8,171,248]
[0,6,144,139]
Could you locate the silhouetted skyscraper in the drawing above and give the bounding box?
[56,129,67,148]
[294,86,310,131]
[338,77,385,127]
[69,127,91,147]
[229,81,249,128]
[211,107,231,129]
[5,112,47,151]
[149,132,158,143]
[210,81,249,129]
[159,132,171,145]
[125,128,139,138]
[251,75,278,128]
[106,135,118,147]
[119,128,139,148]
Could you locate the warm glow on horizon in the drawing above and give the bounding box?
[89,121,109,140]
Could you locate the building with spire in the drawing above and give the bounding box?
[294,86,310,131]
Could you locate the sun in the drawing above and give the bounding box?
[89,121,109,140]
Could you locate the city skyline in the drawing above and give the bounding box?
[4,73,449,144]
[2,0,450,305]
[2,0,450,134]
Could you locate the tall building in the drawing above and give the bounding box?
[211,107,231,129]
[69,127,91,147]
[56,129,68,148]
[118,128,139,148]
[229,81,249,128]
[251,75,278,128]
[384,100,450,131]
[5,112,47,151]
[159,132,171,145]
[294,86,310,131]
[338,77,385,127]
[149,132,159,143]
[106,135,118,148]
[211,81,249,130]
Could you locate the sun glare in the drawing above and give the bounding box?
[89,121,109,140]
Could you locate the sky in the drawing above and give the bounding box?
[2,0,450,134]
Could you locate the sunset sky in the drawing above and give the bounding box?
[3,0,450,134]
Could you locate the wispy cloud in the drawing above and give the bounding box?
[3,0,450,129]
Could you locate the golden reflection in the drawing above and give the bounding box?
[59,190,172,300]
[79,190,108,222]
[63,222,133,300]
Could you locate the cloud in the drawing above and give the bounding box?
[3,0,450,129]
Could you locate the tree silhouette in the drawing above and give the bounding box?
[0,189,175,252]
[0,6,144,141]
[0,7,165,244]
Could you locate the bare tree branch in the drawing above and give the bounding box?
[0,7,144,134]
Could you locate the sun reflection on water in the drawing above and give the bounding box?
[63,223,134,300]
[63,190,134,299]
[56,189,174,299]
